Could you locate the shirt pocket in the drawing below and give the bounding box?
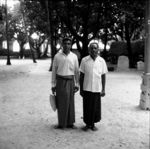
[67,59,74,72]
[94,63,103,75]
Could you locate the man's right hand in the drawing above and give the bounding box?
[51,87,56,95]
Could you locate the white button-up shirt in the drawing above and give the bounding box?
[80,55,108,92]
[52,51,79,87]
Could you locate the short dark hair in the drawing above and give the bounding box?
[62,37,72,43]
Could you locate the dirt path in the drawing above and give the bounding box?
[0,59,149,149]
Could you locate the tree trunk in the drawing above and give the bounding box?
[125,21,134,68]
[19,43,25,59]
[80,20,89,59]
[45,0,56,71]
[36,47,41,59]
[28,40,37,63]
[81,37,89,58]
[5,0,11,65]
[21,1,36,63]
[102,27,108,61]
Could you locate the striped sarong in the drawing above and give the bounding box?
[56,75,75,127]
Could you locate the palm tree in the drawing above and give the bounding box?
[5,0,11,65]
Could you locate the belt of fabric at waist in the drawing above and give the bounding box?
[56,75,74,80]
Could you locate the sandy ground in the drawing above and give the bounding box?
[0,59,149,149]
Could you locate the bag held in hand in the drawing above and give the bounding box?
[49,94,57,111]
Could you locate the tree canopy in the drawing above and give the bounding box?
[0,0,146,67]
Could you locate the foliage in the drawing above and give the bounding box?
[108,39,144,66]
[0,0,146,63]
[38,0,145,58]
[23,0,48,35]
[109,40,144,56]
[110,0,145,41]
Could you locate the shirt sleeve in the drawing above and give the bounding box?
[51,56,57,87]
[74,55,79,86]
[102,59,108,74]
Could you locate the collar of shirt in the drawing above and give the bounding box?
[59,50,71,57]
[88,55,101,62]
[62,51,71,56]
[90,55,98,61]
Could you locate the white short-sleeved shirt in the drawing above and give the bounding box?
[52,51,79,87]
[80,55,108,92]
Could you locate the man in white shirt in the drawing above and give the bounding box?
[51,37,79,129]
[80,42,108,131]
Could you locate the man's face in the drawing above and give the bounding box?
[89,43,99,59]
[63,40,72,54]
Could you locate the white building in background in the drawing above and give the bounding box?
[72,41,82,49]
[13,40,20,52]
[2,40,19,52]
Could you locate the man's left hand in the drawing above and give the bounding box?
[100,91,105,97]
[74,86,79,93]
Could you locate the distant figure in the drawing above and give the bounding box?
[80,42,108,131]
[51,37,79,129]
